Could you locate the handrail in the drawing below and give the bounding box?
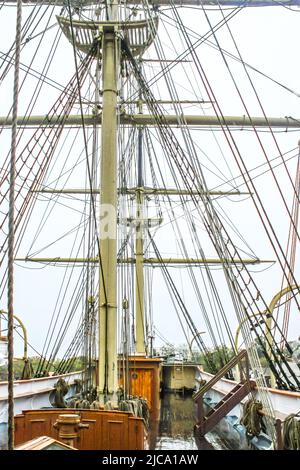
[0,310,28,359]
[193,349,248,400]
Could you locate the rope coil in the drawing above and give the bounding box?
[283,414,300,450]
[240,398,264,438]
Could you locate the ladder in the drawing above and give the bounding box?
[194,350,255,438]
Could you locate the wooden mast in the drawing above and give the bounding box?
[135,78,146,355]
[98,10,119,400]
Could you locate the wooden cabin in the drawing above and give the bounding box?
[13,356,161,450]
[15,409,145,450]
[120,356,162,411]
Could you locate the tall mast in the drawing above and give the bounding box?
[44,6,158,396]
[98,21,119,400]
[135,89,146,354]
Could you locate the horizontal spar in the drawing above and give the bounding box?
[1,0,300,6]
[33,187,251,196]
[1,114,300,128]
[15,257,274,265]
[126,115,300,128]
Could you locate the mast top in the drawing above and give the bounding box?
[57,15,159,57]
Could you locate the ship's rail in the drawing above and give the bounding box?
[197,368,300,416]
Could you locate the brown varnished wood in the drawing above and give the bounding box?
[14,358,160,449]
[14,409,145,450]
[15,436,78,450]
[119,356,161,412]
[128,416,145,449]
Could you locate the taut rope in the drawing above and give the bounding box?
[7,0,23,450]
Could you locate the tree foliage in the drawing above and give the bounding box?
[0,355,84,380]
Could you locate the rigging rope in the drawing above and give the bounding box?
[165,4,300,385]
[7,0,22,450]
[278,144,300,346]
[122,25,300,418]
